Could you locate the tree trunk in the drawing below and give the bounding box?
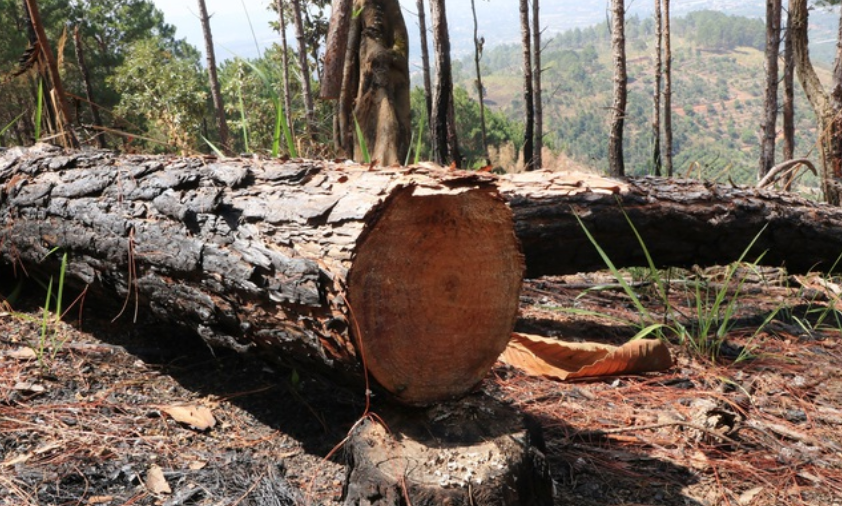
[321,0,353,100]
[532,0,543,170]
[608,0,627,178]
[417,0,433,147]
[291,0,317,138]
[277,0,295,146]
[429,0,461,167]
[72,25,106,149]
[197,0,231,155]
[652,0,663,176]
[337,12,361,157]
[519,0,534,171]
[336,0,411,166]
[790,0,842,204]
[662,0,674,177]
[499,170,842,277]
[760,0,782,179]
[0,145,523,406]
[471,0,488,159]
[783,0,795,165]
[24,0,77,149]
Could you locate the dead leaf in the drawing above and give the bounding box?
[14,382,46,393]
[158,404,216,431]
[477,164,494,172]
[6,347,37,360]
[499,333,673,381]
[188,460,208,470]
[145,464,171,495]
[87,496,114,505]
[738,486,764,505]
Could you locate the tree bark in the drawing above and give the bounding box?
[519,0,534,171]
[652,0,663,176]
[197,0,231,155]
[471,0,488,159]
[662,0,674,177]
[277,0,295,145]
[343,395,552,506]
[790,0,842,204]
[429,0,461,167]
[336,0,411,166]
[499,170,842,277]
[783,0,795,165]
[24,0,77,149]
[609,0,627,178]
[0,145,523,406]
[532,0,543,170]
[291,0,317,138]
[760,0,782,179]
[322,0,353,100]
[72,25,106,149]
[416,0,433,144]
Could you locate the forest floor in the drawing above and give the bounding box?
[2,266,842,506]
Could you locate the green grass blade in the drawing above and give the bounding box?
[35,79,44,142]
[1,112,25,141]
[414,113,426,164]
[353,114,371,164]
[237,80,249,153]
[202,135,226,158]
[574,213,652,321]
[405,130,415,166]
[55,253,67,322]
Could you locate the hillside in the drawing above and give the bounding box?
[449,11,827,185]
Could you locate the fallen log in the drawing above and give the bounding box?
[0,145,524,406]
[499,170,842,277]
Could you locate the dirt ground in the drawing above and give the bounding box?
[2,267,842,506]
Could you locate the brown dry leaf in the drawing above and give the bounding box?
[6,347,37,360]
[145,464,171,495]
[159,404,216,431]
[499,333,673,380]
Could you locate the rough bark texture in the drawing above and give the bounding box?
[276,0,295,144]
[652,0,662,176]
[609,0,627,178]
[519,0,534,172]
[322,0,353,100]
[24,0,76,149]
[760,0,781,178]
[662,0,674,177]
[790,0,842,204]
[429,0,460,167]
[783,0,795,164]
[532,0,543,170]
[197,0,230,155]
[291,0,317,138]
[349,0,411,166]
[416,0,433,139]
[342,395,552,506]
[0,145,523,406]
[498,170,842,277]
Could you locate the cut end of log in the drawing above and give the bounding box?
[348,185,524,405]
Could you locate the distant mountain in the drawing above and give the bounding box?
[401,0,838,67]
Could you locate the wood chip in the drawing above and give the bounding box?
[158,404,216,431]
[146,464,171,495]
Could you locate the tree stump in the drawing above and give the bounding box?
[343,394,553,506]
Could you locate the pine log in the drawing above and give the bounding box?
[499,170,842,277]
[0,145,524,406]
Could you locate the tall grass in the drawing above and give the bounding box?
[573,210,776,362]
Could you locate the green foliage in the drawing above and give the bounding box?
[109,36,207,152]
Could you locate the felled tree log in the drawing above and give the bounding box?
[0,145,523,406]
[499,170,842,277]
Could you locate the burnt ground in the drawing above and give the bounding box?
[2,267,842,506]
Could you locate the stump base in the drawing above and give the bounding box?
[342,394,552,505]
